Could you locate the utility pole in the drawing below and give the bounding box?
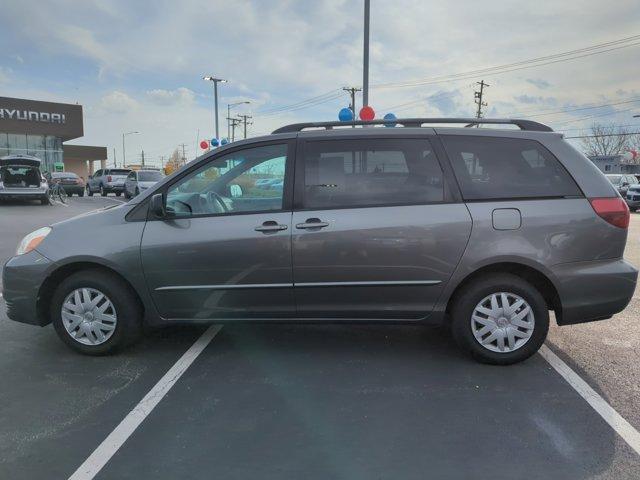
[140,149,145,167]
[229,118,241,142]
[342,86,362,118]
[237,114,253,139]
[113,147,116,167]
[179,143,188,165]
[474,80,490,119]
[363,0,370,108]
[203,76,227,140]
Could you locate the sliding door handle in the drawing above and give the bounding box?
[295,218,329,230]
[255,221,288,233]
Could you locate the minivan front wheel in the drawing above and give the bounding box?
[51,270,142,355]
[450,273,549,365]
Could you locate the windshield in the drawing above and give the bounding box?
[52,172,78,178]
[606,175,623,185]
[111,169,131,175]
[138,171,163,181]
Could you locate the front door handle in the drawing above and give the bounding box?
[255,221,288,233]
[295,218,329,230]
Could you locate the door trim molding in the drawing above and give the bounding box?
[155,280,441,291]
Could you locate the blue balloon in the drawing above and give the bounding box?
[383,112,397,127]
[338,107,354,122]
[221,138,229,145]
[211,138,220,147]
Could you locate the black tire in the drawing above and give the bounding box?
[51,270,143,355]
[79,190,85,197]
[100,185,107,196]
[135,188,140,197]
[450,273,549,365]
[87,186,93,197]
[41,196,50,205]
[630,207,637,212]
[124,189,130,199]
[67,192,73,197]
[115,192,121,197]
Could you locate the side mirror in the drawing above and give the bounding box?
[150,193,166,218]
[230,184,243,198]
[623,182,629,187]
[88,175,93,180]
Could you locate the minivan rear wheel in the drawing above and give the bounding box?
[51,270,142,355]
[450,273,549,365]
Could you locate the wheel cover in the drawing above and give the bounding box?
[470,292,534,353]
[61,288,117,346]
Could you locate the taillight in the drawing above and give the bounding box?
[107,175,112,182]
[589,197,630,228]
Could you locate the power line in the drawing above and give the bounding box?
[236,114,253,139]
[255,89,343,115]
[372,34,640,90]
[342,86,362,118]
[564,131,640,139]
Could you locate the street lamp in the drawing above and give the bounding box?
[633,115,640,118]
[203,76,227,140]
[122,131,139,167]
[227,101,250,140]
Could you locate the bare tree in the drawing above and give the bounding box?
[581,123,632,157]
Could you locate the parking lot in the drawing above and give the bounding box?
[1,197,640,479]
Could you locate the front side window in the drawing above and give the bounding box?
[302,138,444,209]
[166,143,287,217]
[442,136,581,200]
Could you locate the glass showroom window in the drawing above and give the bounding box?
[7,133,27,155]
[0,133,8,157]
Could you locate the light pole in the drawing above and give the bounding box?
[122,131,139,167]
[227,101,250,141]
[203,76,227,140]
[363,0,370,109]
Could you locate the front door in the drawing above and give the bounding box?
[292,136,472,319]
[141,142,295,320]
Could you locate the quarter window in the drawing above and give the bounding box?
[442,136,581,200]
[302,139,444,209]
[166,143,288,217]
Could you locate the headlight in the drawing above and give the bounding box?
[16,227,51,256]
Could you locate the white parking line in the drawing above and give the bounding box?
[68,325,222,480]
[539,344,640,456]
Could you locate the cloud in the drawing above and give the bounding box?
[99,91,138,114]
[11,54,24,64]
[526,78,551,89]
[514,94,557,105]
[146,87,195,106]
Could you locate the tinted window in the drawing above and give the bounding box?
[302,139,444,209]
[52,172,78,178]
[442,136,581,200]
[110,169,131,175]
[138,171,163,181]
[94,170,102,177]
[166,143,287,217]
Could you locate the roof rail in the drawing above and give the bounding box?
[272,118,553,134]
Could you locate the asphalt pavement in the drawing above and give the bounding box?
[1,197,639,479]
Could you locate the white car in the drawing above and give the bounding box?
[124,169,165,199]
[0,155,49,205]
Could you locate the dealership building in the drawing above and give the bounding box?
[0,96,107,178]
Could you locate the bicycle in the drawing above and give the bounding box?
[48,182,67,204]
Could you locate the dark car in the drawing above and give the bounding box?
[48,172,85,197]
[86,168,131,196]
[0,155,49,205]
[3,118,637,365]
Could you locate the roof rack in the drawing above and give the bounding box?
[272,118,553,134]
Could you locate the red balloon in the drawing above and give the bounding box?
[200,140,209,149]
[359,105,375,121]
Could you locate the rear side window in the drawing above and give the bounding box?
[442,136,581,200]
[302,138,444,209]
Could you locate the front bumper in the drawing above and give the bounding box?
[551,258,637,325]
[2,250,54,326]
[625,196,640,208]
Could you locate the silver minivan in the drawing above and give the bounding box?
[3,118,637,364]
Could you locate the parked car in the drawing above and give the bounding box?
[626,183,640,211]
[48,172,85,197]
[3,118,637,364]
[0,155,49,205]
[124,169,164,199]
[86,168,131,196]
[605,173,638,197]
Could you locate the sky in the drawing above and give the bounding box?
[1,0,639,167]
